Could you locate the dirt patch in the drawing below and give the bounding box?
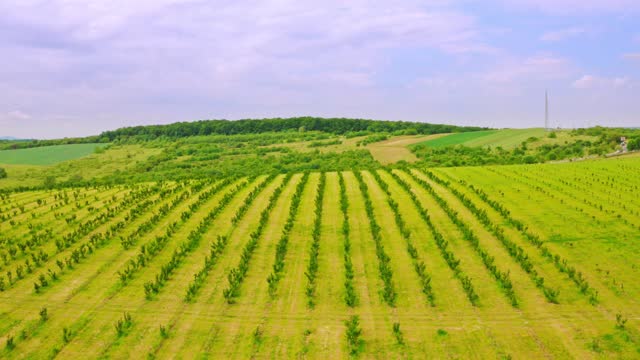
[367,134,449,164]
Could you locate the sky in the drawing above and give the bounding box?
[0,0,639,138]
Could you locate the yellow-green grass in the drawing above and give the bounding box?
[262,134,445,164]
[463,128,546,148]
[366,134,448,164]
[0,158,639,358]
[266,134,451,164]
[416,129,499,147]
[416,128,594,150]
[0,144,109,166]
[264,135,366,154]
[0,145,161,189]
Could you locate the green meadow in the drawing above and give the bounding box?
[0,144,108,166]
[0,157,638,358]
[0,118,639,358]
[416,129,499,147]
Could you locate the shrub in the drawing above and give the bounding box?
[5,335,15,350]
[345,315,363,355]
[39,307,48,322]
[0,167,7,179]
[62,327,72,343]
[160,324,169,338]
[392,323,404,345]
[615,313,627,329]
[115,312,133,337]
[44,176,56,189]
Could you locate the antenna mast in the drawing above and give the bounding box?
[545,90,549,130]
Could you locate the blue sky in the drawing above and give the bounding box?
[0,0,639,138]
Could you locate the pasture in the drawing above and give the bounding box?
[416,130,499,148]
[0,145,161,189]
[416,128,584,149]
[0,144,108,166]
[366,134,447,164]
[0,156,638,358]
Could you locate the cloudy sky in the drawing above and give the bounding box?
[1,0,639,138]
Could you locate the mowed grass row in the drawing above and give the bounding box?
[1,161,639,358]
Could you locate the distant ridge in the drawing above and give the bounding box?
[0,136,23,141]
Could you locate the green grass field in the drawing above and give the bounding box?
[0,145,160,189]
[461,128,546,148]
[0,156,638,358]
[366,134,447,164]
[416,130,499,147]
[417,128,570,149]
[0,144,108,165]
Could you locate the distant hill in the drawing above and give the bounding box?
[0,136,23,140]
[0,117,488,151]
[99,117,488,141]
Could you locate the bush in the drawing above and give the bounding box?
[39,307,48,322]
[345,315,363,355]
[392,323,404,345]
[44,176,56,189]
[0,167,6,179]
[615,313,627,329]
[115,312,133,336]
[5,335,15,350]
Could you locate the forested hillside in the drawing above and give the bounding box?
[0,117,486,151]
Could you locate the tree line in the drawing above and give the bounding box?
[100,117,486,142]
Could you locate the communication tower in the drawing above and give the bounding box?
[545,90,549,131]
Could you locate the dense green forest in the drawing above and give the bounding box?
[99,117,486,141]
[0,117,485,150]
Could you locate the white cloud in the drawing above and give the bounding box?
[0,0,497,137]
[572,75,630,89]
[5,110,32,120]
[540,27,585,42]
[498,0,640,14]
[623,53,640,60]
[480,55,573,84]
[0,1,639,136]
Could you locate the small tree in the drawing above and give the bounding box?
[345,315,363,355]
[616,313,627,329]
[62,327,72,343]
[67,174,83,185]
[5,335,14,350]
[392,323,404,345]
[39,307,48,322]
[0,167,7,179]
[44,176,56,189]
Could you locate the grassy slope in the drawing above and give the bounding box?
[462,128,546,148]
[414,128,583,149]
[0,156,638,358]
[0,145,160,189]
[366,134,447,164]
[416,130,499,147]
[0,144,108,165]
